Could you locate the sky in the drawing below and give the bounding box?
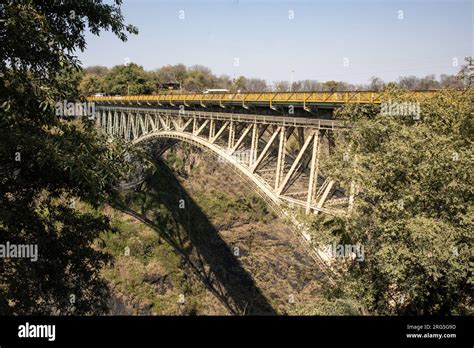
[78,0,473,85]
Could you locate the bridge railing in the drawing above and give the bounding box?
[87,90,438,106]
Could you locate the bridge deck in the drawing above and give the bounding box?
[87,90,438,110]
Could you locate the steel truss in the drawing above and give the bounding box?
[97,106,351,215]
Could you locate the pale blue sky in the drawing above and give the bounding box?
[78,0,473,84]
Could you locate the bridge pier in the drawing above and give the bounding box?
[275,126,286,191]
[306,131,320,214]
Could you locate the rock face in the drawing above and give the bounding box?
[106,143,325,315]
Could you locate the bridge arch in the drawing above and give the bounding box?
[133,130,332,262]
[133,130,281,205]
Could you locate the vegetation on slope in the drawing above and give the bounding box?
[308,83,473,315]
[0,0,137,315]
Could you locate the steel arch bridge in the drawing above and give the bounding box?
[90,90,436,216]
[94,106,350,215]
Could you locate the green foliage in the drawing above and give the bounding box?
[84,66,110,78]
[196,191,269,223]
[104,63,154,95]
[80,74,106,96]
[315,86,473,315]
[294,297,364,315]
[183,65,217,92]
[0,0,137,314]
[150,64,187,90]
[100,213,198,315]
[322,80,339,91]
[79,66,110,96]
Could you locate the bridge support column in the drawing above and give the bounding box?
[116,112,120,136]
[110,111,114,135]
[209,119,215,141]
[119,112,125,137]
[306,130,320,214]
[113,111,119,135]
[131,112,138,140]
[126,112,131,141]
[228,121,235,150]
[275,126,286,190]
[144,113,150,134]
[107,111,112,135]
[250,123,258,166]
[108,111,113,135]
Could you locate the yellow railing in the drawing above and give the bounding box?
[87,90,439,106]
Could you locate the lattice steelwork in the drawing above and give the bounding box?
[96,106,351,215]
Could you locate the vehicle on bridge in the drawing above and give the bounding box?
[203,88,230,94]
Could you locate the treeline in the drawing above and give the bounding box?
[79,62,468,96]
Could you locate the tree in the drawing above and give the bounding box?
[336,81,357,91]
[232,76,248,92]
[314,86,473,315]
[215,74,233,90]
[245,78,268,92]
[151,63,187,91]
[296,80,323,92]
[79,74,105,96]
[79,66,109,96]
[183,65,216,91]
[456,57,473,87]
[0,0,137,314]
[322,80,339,92]
[417,74,440,90]
[104,63,153,95]
[398,75,419,90]
[273,80,290,92]
[439,74,463,89]
[84,66,109,78]
[398,74,448,90]
[369,76,385,91]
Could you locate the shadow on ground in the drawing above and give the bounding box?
[113,158,276,315]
